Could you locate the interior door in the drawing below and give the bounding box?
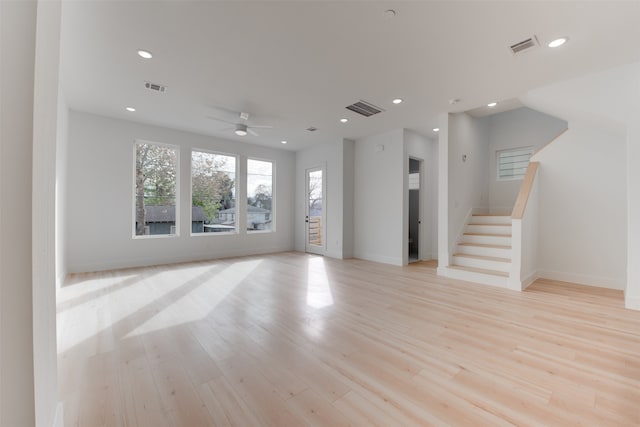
[305,167,325,254]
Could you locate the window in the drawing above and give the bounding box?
[497,147,534,180]
[134,141,178,237]
[191,150,237,234]
[247,159,273,232]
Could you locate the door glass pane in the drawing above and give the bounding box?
[308,170,323,247]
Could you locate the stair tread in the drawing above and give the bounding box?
[464,232,512,237]
[449,265,509,277]
[472,213,511,217]
[453,253,510,263]
[458,243,512,249]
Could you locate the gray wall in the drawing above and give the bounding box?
[487,107,567,212]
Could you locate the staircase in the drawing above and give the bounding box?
[447,214,512,288]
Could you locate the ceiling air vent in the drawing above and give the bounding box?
[509,36,539,55]
[346,100,384,117]
[144,81,167,93]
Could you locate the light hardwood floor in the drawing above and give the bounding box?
[57,252,640,426]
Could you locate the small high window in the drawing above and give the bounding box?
[191,150,237,234]
[134,141,179,237]
[247,159,274,233]
[497,147,534,180]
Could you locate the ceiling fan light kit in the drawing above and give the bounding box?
[208,111,272,137]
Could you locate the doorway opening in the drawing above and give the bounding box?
[409,158,422,262]
[305,166,325,255]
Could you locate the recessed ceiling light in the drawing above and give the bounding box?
[340,118,348,123]
[487,102,498,107]
[281,140,287,144]
[125,106,136,112]
[548,37,567,48]
[384,9,396,19]
[392,98,403,104]
[433,128,439,132]
[137,50,153,59]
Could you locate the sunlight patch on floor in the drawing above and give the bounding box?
[306,257,334,309]
[124,259,263,338]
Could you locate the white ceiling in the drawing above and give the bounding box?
[60,1,640,151]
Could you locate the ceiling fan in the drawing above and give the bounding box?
[207,111,273,136]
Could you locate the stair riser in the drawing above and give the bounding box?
[446,267,509,288]
[471,215,512,225]
[452,256,510,272]
[456,245,511,258]
[466,224,511,235]
[462,234,512,246]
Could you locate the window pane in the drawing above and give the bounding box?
[134,142,178,236]
[247,159,273,232]
[191,151,237,234]
[497,147,533,180]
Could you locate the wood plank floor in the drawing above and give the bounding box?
[57,252,640,426]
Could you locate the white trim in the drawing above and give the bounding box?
[537,270,625,290]
[354,253,403,266]
[66,246,292,274]
[625,293,640,311]
[521,271,539,290]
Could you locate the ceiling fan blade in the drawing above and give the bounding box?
[206,115,236,126]
[247,128,259,137]
[248,125,273,129]
[218,127,234,132]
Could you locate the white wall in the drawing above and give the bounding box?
[0,1,37,424]
[66,111,295,273]
[532,123,627,289]
[56,97,69,287]
[342,139,355,259]
[626,112,640,308]
[447,113,490,251]
[403,130,438,262]
[32,1,62,425]
[354,129,404,265]
[487,107,567,213]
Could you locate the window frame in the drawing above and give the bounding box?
[246,157,275,234]
[132,139,180,239]
[189,148,239,237]
[496,146,534,181]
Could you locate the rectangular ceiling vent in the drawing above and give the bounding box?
[346,100,384,117]
[144,81,167,93]
[509,36,539,55]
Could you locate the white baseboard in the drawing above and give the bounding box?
[353,252,403,266]
[537,270,624,290]
[625,293,640,311]
[68,246,294,274]
[419,252,432,261]
[521,272,539,290]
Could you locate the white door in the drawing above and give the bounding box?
[305,167,326,254]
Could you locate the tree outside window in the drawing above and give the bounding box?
[134,142,178,236]
[247,159,273,232]
[191,151,236,233]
